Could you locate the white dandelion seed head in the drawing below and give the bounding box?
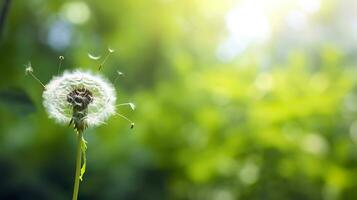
[42,70,116,127]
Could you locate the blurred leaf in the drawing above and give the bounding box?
[0,88,35,116]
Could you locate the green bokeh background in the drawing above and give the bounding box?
[1,0,357,199]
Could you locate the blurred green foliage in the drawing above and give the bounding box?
[1,0,357,199]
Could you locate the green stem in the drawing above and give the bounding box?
[72,131,83,200]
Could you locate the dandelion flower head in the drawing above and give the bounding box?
[43,70,116,130]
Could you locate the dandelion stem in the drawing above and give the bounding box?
[0,0,11,40]
[72,131,83,200]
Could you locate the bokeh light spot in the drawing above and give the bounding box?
[301,133,329,156]
[61,1,91,24]
[239,161,259,185]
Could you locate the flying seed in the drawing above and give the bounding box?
[88,53,101,60]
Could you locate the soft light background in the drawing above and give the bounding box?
[1,0,357,199]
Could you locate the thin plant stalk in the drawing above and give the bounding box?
[72,131,83,200]
[0,0,11,39]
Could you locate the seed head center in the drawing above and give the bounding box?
[67,88,94,132]
[67,88,93,110]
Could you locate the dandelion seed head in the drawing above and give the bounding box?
[43,70,116,127]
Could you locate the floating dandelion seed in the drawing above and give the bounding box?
[58,56,64,75]
[25,62,33,75]
[88,53,101,60]
[108,47,115,53]
[117,70,124,76]
[99,48,115,70]
[114,70,124,85]
[115,102,135,129]
[128,103,135,110]
[115,112,135,129]
[25,62,46,89]
[117,102,135,110]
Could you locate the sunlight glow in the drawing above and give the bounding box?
[217,1,271,61]
[286,10,308,30]
[217,0,322,61]
[226,3,271,45]
[298,0,321,13]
